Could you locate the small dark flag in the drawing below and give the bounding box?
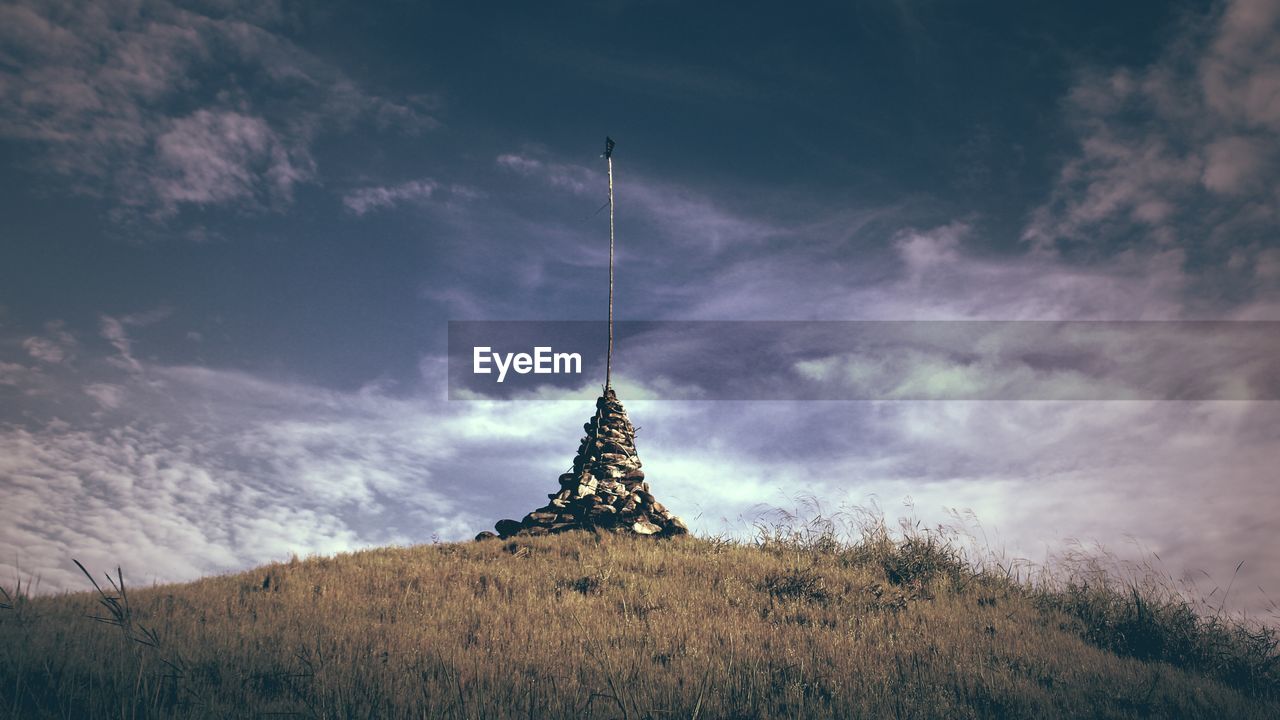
[604,136,615,159]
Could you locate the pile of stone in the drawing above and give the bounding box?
[478,389,688,540]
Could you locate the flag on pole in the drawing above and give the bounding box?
[604,136,615,159]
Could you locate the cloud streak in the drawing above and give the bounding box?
[343,179,440,215]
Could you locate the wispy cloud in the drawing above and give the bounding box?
[20,321,77,365]
[98,316,142,374]
[22,338,65,365]
[496,150,780,254]
[497,153,597,195]
[151,109,313,216]
[343,179,440,215]
[680,222,1196,321]
[83,383,126,410]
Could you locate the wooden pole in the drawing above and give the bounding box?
[606,145,615,390]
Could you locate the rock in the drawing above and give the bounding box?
[474,531,498,541]
[477,389,687,543]
[495,519,523,538]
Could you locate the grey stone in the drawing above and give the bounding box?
[478,389,686,542]
[495,519,523,538]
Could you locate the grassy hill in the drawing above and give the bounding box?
[2,520,1277,719]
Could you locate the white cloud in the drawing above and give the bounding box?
[497,152,595,194]
[0,366,483,595]
[22,337,65,364]
[343,179,440,215]
[152,110,313,216]
[0,422,362,594]
[83,383,125,410]
[496,153,545,175]
[20,321,77,365]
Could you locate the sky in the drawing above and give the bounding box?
[1,0,1278,616]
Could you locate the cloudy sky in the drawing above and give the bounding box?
[1,0,1277,616]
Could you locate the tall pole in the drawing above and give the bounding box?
[605,137,615,390]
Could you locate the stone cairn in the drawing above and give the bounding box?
[478,388,688,540]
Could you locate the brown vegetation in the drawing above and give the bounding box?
[1,511,1276,719]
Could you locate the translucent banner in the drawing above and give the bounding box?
[447,321,1280,401]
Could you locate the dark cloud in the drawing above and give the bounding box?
[1025,0,1280,311]
[0,0,436,224]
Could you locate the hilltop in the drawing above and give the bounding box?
[1,525,1277,719]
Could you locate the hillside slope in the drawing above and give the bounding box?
[2,531,1276,719]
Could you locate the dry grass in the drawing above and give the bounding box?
[1,510,1277,719]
